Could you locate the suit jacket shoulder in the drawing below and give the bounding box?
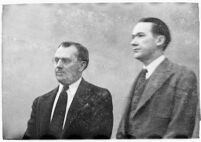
[78,79,113,111]
[84,80,112,98]
[163,59,197,91]
[169,59,196,76]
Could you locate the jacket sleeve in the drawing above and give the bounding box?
[90,89,113,139]
[164,70,198,138]
[23,97,39,139]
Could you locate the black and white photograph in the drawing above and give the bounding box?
[1,1,200,140]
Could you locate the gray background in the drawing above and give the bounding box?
[2,3,199,139]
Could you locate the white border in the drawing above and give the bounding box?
[0,0,200,141]
[0,0,200,4]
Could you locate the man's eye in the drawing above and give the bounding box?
[54,58,71,64]
[54,57,59,63]
[138,34,144,37]
[62,58,70,64]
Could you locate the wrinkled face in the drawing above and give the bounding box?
[54,45,83,85]
[130,22,158,62]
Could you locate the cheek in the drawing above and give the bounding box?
[64,65,80,74]
[141,38,153,46]
[141,39,155,50]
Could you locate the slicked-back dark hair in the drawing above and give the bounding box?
[139,17,171,50]
[58,41,89,70]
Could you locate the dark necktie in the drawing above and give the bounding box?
[127,69,148,136]
[130,69,148,111]
[136,69,147,88]
[48,85,69,138]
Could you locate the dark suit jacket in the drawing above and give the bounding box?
[23,79,113,139]
[116,59,198,138]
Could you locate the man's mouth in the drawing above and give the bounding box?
[133,48,141,52]
[56,71,64,75]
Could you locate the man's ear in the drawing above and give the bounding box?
[156,35,165,47]
[79,61,87,72]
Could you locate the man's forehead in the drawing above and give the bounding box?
[132,22,153,34]
[55,45,78,57]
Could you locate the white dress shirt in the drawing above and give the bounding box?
[50,77,82,129]
[143,55,166,79]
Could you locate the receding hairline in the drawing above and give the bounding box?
[132,22,155,35]
[136,17,171,50]
[55,45,79,58]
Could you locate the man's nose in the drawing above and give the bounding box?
[130,38,138,46]
[56,59,64,68]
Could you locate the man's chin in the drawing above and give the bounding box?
[56,77,65,83]
[57,80,67,85]
[133,54,142,60]
[56,77,71,85]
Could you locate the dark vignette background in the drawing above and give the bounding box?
[2,3,199,139]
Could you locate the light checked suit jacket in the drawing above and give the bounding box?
[116,58,198,138]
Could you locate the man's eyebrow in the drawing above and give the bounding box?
[132,32,144,38]
[54,57,71,60]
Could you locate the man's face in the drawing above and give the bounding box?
[54,45,83,85]
[130,22,158,62]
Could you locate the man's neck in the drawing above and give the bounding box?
[142,52,163,66]
[59,77,82,92]
[142,55,165,79]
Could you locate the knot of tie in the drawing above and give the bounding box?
[62,85,69,92]
[142,68,148,74]
[139,69,148,83]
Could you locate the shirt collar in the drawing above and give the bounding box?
[143,55,165,79]
[59,77,82,95]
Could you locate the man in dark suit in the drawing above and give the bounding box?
[23,41,113,139]
[116,17,198,138]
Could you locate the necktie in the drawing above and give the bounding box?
[127,69,148,135]
[48,85,68,138]
[136,69,147,87]
[130,69,148,111]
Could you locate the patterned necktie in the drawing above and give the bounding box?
[130,69,148,111]
[48,85,69,138]
[136,69,147,86]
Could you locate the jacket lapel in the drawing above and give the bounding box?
[39,87,58,134]
[132,59,173,117]
[64,79,91,130]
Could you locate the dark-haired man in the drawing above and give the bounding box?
[116,17,198,138]
[24,41,113,139]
